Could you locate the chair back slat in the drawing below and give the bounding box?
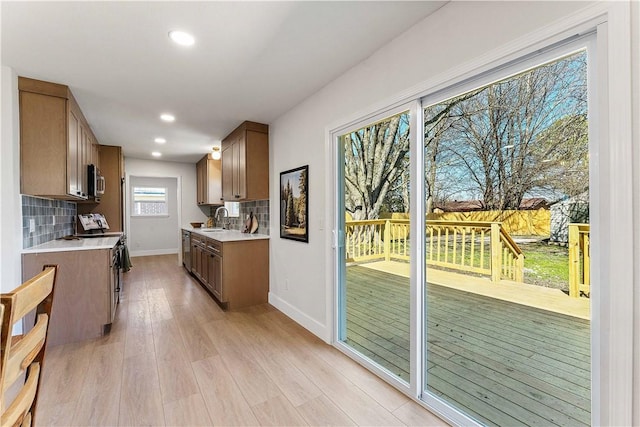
[0,265,57,426]
[3,268,55,324]
[1,363,40,427]
[2,314,48,395]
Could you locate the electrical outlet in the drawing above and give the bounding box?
[52,215,56,226]
[29,219,35,233]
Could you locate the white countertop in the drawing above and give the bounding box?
[22,235,122,253]
[185,227,270,242]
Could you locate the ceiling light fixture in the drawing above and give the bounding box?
[169,30,195,47]
[152,151,162,158]
[211,146,221,160]
[154,137,166,144]
[160,113,175,122]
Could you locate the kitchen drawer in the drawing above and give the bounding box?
[191,233,206,245]
[205,238,222,255]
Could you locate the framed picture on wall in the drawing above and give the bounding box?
[280,165,308,243]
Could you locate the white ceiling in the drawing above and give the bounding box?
[2,1,446,163]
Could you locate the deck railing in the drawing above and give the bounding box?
[568,223,590,297]
[345,219,524,282]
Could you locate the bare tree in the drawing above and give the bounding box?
[426,51,587,209]
[344,112,410,220]
[344,52,587,218]
[424,90,481,213]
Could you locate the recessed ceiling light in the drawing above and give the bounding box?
[154,137,167,144]
[152,152,162,158]
[169,30,195,46]
[160,113,175,122]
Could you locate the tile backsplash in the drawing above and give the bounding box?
[210,200,270,235]
[22,195,76,249]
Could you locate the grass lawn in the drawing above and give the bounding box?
[520,241,569,291]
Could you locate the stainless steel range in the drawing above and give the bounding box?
[77,213,127,305]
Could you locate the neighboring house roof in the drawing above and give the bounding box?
[435,200,485,212]
[435,198,549,212]
[519,198,549,210]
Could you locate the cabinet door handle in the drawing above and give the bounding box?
[235,195,240,198]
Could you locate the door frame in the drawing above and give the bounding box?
[125,174,183,261]
[330,101,418,395]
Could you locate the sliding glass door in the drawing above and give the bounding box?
[422,49,591,426]
[336,107,413,386]
[335,37,594,426]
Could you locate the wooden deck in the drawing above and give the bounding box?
[345,265,591,427]
[361,260,590,319]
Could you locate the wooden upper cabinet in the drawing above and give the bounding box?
[67,102,80,196]
[78,145,125,231]
[221,142,236,200]
[221,121,269,201]
[195,154,222,205]
[19,77,97,200]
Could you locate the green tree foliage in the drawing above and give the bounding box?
[285,180,296,227]
[297,169,307,226]
[530,114,588,198]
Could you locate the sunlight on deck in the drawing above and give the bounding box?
[359,260,590,319]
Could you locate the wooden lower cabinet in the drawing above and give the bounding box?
[188,232,268,310]
[22,247,117,347]
[190,233,206,283]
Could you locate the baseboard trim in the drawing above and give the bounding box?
[268,292,330,343]
[129,249,178,257]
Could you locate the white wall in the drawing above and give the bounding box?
[631,2,640,424]
[125,157,207,227]
[128,176,179,256]
[124,158,207,259]
[0,66,23,292]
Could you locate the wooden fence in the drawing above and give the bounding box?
[381,208,551,236]
[345,219,524,282]
[568,223,590,297]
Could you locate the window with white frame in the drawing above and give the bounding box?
[132,186,168,216]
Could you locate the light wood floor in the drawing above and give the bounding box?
[36,254,446,427]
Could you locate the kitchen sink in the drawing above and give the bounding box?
[199,228,225,232]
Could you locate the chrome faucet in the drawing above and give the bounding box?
[214,206,229,229]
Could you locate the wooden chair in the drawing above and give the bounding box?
[0,265,57,427]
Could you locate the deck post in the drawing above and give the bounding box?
[490,223,501,283]
[568,224,580,297]
[515,253,524,282]
[582,232,590,296]
[384,220,391,262]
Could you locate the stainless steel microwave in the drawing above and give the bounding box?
[88,164,105,197]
